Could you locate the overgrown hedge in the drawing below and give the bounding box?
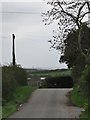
[79,65,90,97]
[45,76,73,88]
[2,65,27,102]
[71,65,89,118]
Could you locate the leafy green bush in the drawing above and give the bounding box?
[13,66,27,86]
[71,86,88,107]
[2,65,27,102]
[71,65,89,119]
[2,66,17,101]
[71,86,88,119]
[79,65,90,97]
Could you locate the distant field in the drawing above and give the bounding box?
[25,69,71,77]
[31,70,71,77]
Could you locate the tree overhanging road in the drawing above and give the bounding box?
[10,88,83,118]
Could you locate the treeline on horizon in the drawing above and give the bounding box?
[25,68,69,73]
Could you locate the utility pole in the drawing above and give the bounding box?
[12,34,16,66]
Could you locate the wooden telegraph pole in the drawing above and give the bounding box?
[12,34,16,66]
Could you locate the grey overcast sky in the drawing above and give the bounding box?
[1,0,67,69]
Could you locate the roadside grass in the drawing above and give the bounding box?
[71,86,89,119]
[0,106,2,119]
[2,102,16,118]
[2,86,36,118]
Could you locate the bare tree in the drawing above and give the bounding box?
[42,0,90,63]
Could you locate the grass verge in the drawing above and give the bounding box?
[2,86,36,118]
[0,106,2,119]
[71,86,89,119]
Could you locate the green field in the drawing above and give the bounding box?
[25,69,71,77]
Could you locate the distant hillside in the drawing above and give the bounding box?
[24,68,69,73]
[24,68,71,77]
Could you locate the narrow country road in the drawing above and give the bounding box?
[10,88,83,118]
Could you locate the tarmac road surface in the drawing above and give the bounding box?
[10,88,83,118]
